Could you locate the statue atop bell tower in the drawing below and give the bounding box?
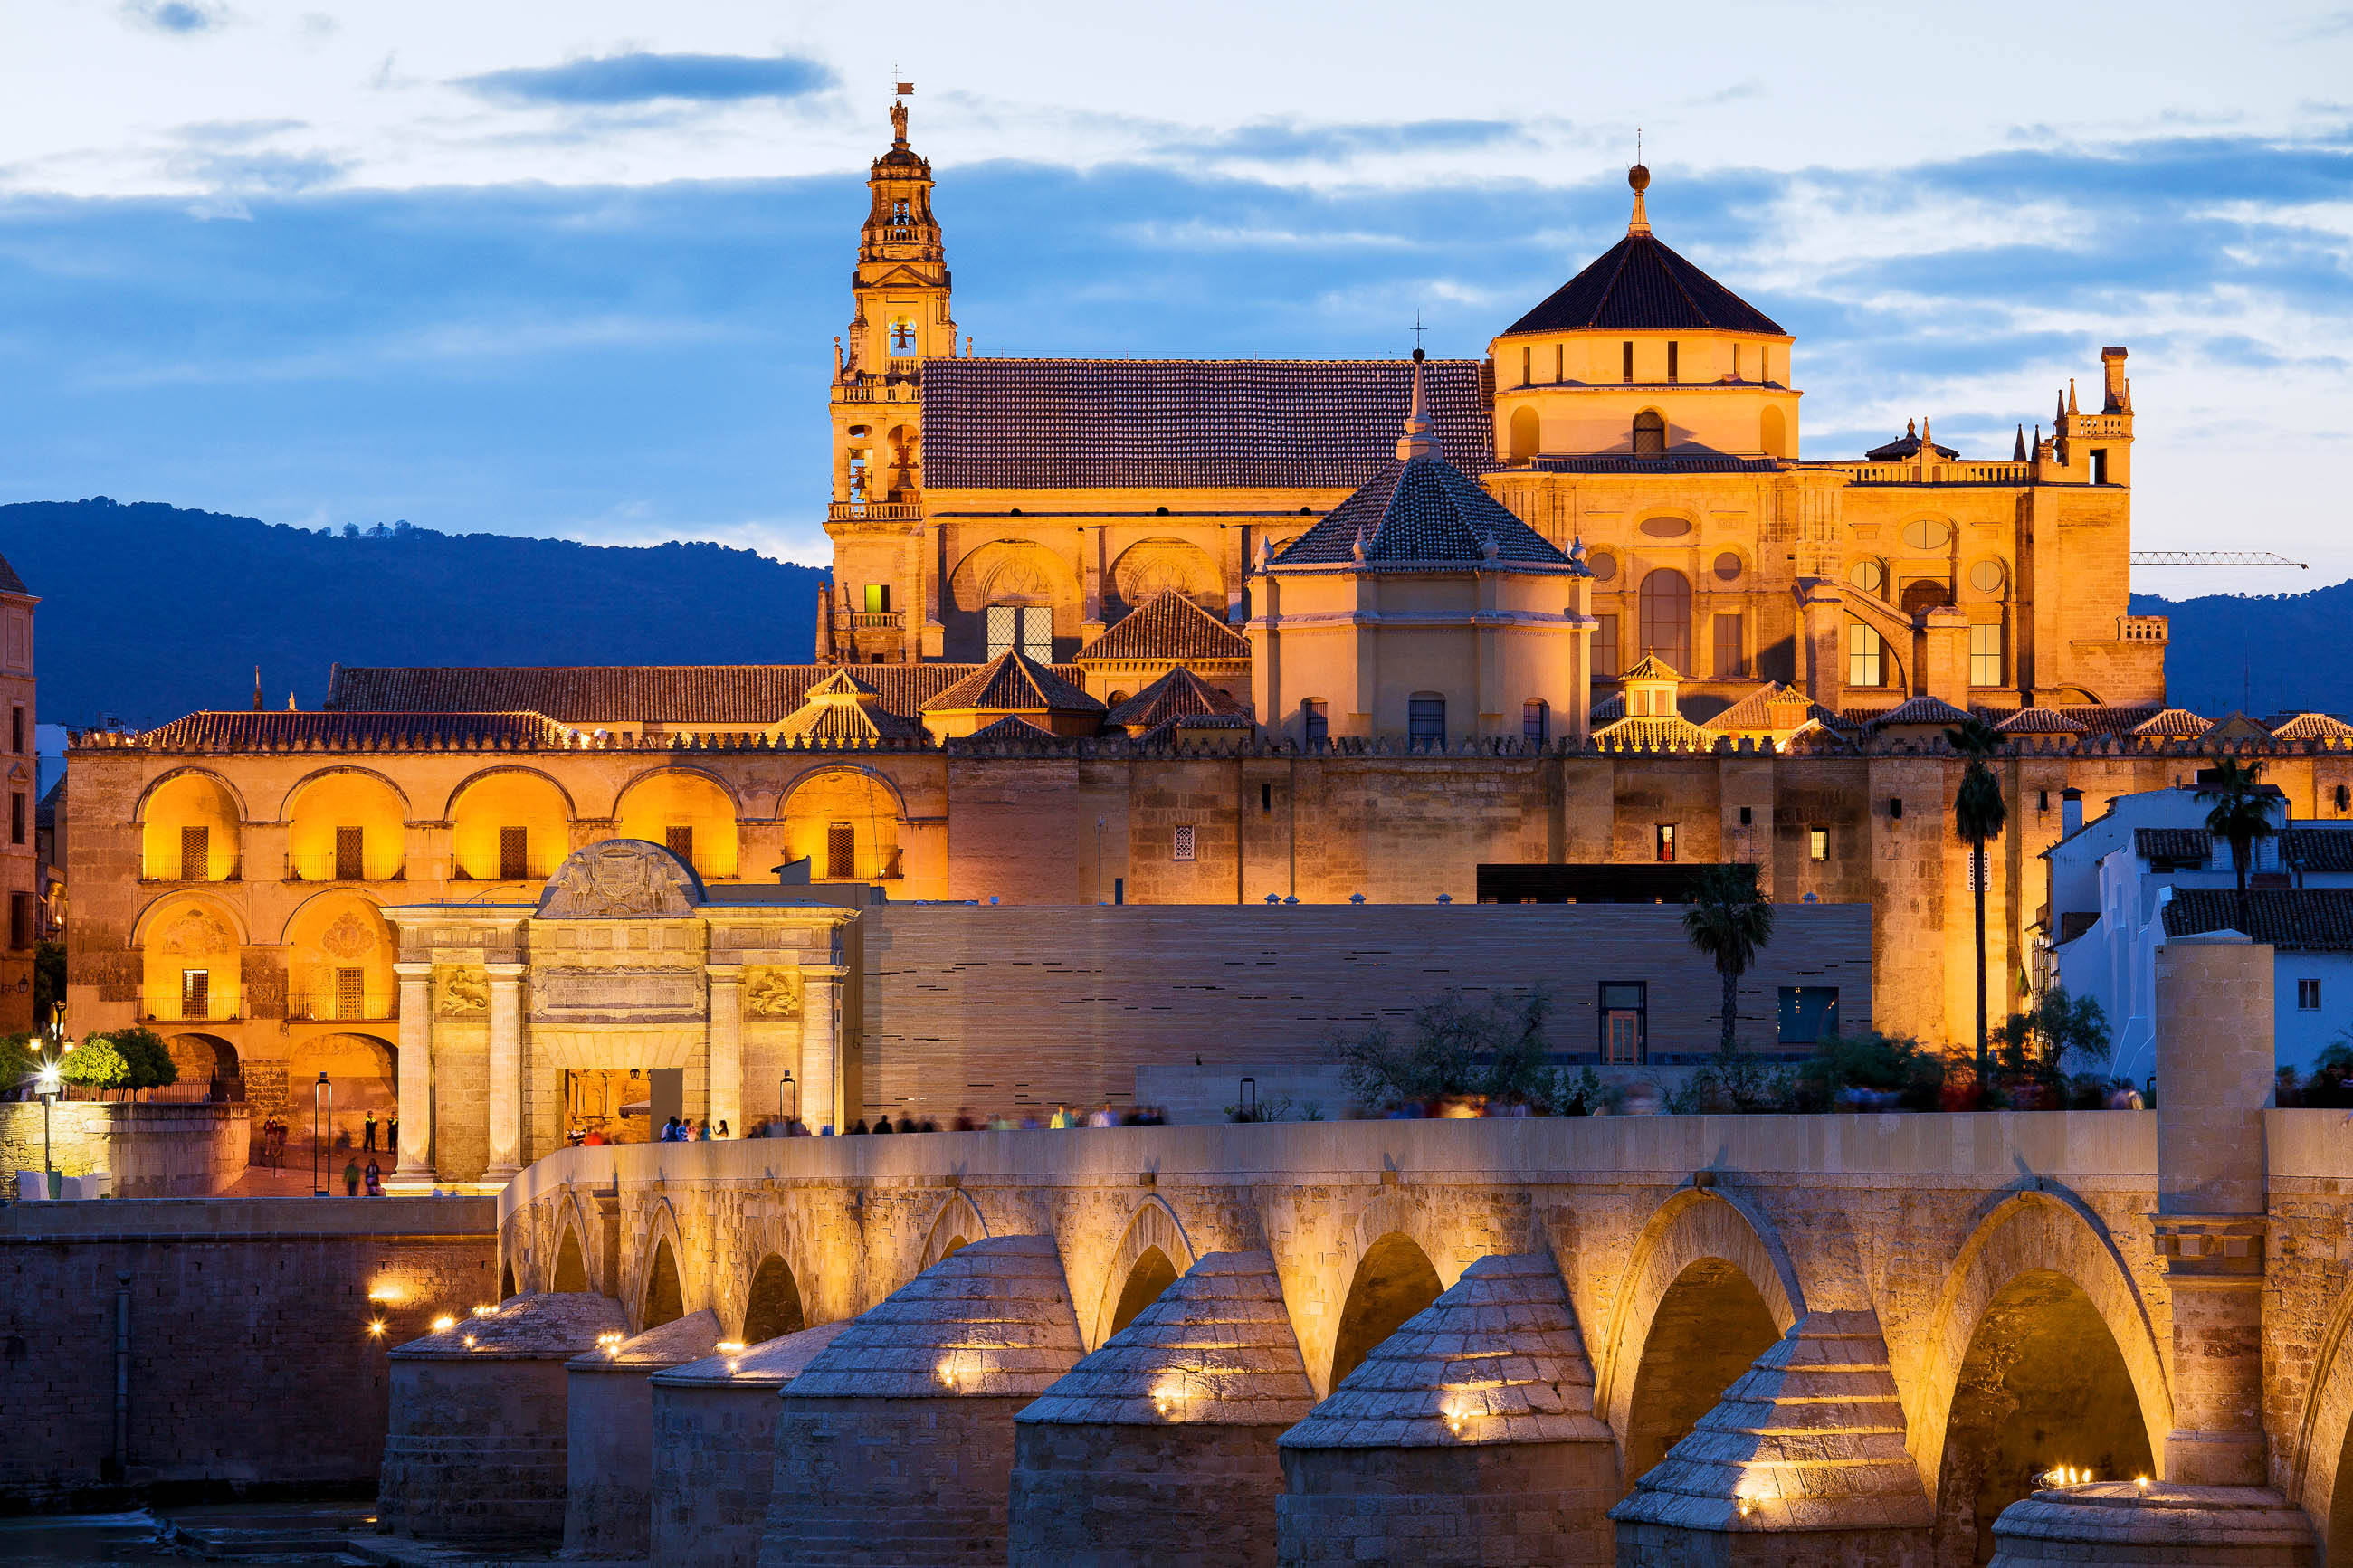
[819,88,958,665]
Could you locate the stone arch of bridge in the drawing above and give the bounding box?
[632,1197,694,1333]
[2276,1274,2353,1548]
[741,1254,807,1344]
[1594,1187,1805,1469]
[919,1190,990,1274]
[724,1204,824,1335]
[1310,1188,1461,1394]
[1908,1192,2170,1507]
[1091,1196,1196,1349]
[552,1222,589,1296]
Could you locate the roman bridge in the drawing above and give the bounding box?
[419,933,2353,1566]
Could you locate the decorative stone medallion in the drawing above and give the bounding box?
[538,840,702,918]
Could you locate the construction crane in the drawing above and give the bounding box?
[2130,551,2308,568]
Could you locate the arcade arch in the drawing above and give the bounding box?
[781,767,903,882]
[1092,1198,1196,1346]
[447,770,571,882]
[553,1227,589,1295]
[1109,537,1222,618]
[1621,1258,1781,1485]
[137,893,245,1024]
[742,1254,806,1344]
[919,1190,988,1272]
[1329,1231,1442,1392]
[286,1033,397,1154]
[163,1032,239,1092]
[614,770,739,880]
[284,769,407,881]
[644,1238,685,1330]
[281,892,394,1023]
[139,772,242,881]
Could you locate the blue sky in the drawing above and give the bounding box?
[1,1,2349,592]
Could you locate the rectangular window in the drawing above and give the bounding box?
[180,824,209,882]
[1554,344,1564,382]
[1778,986,1841,1045]
[1301,698,1329,746]
[1848,622,1883,689]
[1022,606,1053,663]
[334,825,364,881]
[825,822,856,879]
[1522,699,1549,743]
[2300,978,2322,1012]
[1261,782,1272,813]
[665,825,695,868]
[498,826,529,881]
[8,791,20,846]
[1621,340,1634,382]
[1712,613,1746,679]
[181,969,210,1021]
[1666,341,1679,383]
[1521,346,1531,386]
[986,603,1017,660]
[1407,696,1446,746]
[1593,614,1620,679]
[2090,449,2109,484]
[1970,622,2004,688]
[8,892,28,950]
[863,583,891,613]
[1810,828,1829,861]
[1600,981,1646,1064]
[1173,824,1197,863]
[335,966,365,1021]
[1733,344,1743,380]
[1655,823,1677,863]
[8,706,20,753]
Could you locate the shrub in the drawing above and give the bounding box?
[1787,1031,1944,1113]
[1332,990,1554,1113]
[57,1035,129,1098]
[1665,1055,1791,1115]
[110,1028,179,1097]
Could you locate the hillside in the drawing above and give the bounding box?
[2130,586,2353,719]
[0,499,823,729]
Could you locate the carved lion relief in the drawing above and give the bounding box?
[159,908,232,956]
[438,965,490,1018]
[744,967,803,1021]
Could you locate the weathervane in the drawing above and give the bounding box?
[1411,312,1427,353]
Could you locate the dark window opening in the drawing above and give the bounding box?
[2299,979,2322,1012]
[1739,806,1753,826]
[1633,410,1667,456]
[826,822,856,880]
[665,825,695,868]
[180,824,209,882]
[1261,782,1272,813]
[1778,986,1841,1044]
[498,826,529,881]
[1523,699,1549,744]
[1889,798,1904,821]
[8,706,20,754]
[1622,340,1634,382]
[8,792,21,846]
[334,825,363,881]
[181,969,210,1021]
[1301,698,1329,746]
[2090,449,2110,484]
[1666,341,1680,382]
[8,892,29,951]
[1408,695,1446,746]
[1655,823,1678,863]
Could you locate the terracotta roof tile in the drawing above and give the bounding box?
[1866,695,1973,728]
[1707,681,1840,733]
[962,715,1058,742]
[920,357,1496,490]
[774,669,927,744]
[919,651,1105,714]
[2164,889,2353,950]
[1595,714,1719,752]
[1106,667,1250,730]
[2129,707,2210,737]
[2051,703,2163,736]
[125,709,578,751]
[1076,592,1250,663]
[325,663,1084,725]
[1992,706,2091,736]
[2273,712,2353,741]
[0,551,25,594]
[2287,829,2353,873]
[2134,828,2211,864]
[1273,456,1568,569]
[1500,232,1785,337]
[1620,654,1681,680]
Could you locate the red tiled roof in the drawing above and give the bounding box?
[2164,888,2353,951]
[1106,667,1251,730]
[1993,707,2091,736]
[1707,681,1841,732]
[919,357,1497,490]
[775,670,927,744]
[962,715,1057,742]
[1866,695,1973,728]
[1076,592,1250,663]
[1273,456,1570,568]
[125,710,577,751]
[2130,708,2210,737]
[2273,712,2353,741]
[325,662,1085,725]
[919,651,1106,715]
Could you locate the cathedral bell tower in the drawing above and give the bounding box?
[819,87,958,664]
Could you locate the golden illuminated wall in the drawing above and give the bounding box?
[138,894,243,1022]
[139,773,242,881]
[614,770,739,879]
[780,767,903,882]
[286,771,408,881]
[448,770,571,881]
[282,892,395,1022]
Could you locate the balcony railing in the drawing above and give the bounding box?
[286,996,396,1023]
[283,860,406,883]
[139,860,242,885]
[143,1006,242,1024]
[850,611,904,630]
[2118,615,2169,643]
[828,500,924,523]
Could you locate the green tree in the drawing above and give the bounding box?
[2196,755,2275,928]
[57,1035,129,1099]
[111,1028,178,1098]
[32,940,63,1033]
[0,1031,37,1092]
[1681,863,1776,1058]
[1332,990,1554,1112]
[1997,986,2113,1096]
[1947,716,2009,1096]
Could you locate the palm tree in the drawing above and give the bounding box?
[1682,863,1776,1057]
[2196,755,2275,929]
[1947,717,2008,1096]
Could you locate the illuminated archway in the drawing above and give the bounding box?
[743,1254,806,1344]
[283,768,408,881]
[643,1238,685,1330]
[1091,1198,1196,1348]
[138,771,242,881]
[1621,1258,1781,1486]
[1329,1232,1441,1391]
[614,770,740,880]
[781,766,904,882]
[281,892,394,1024]
[136,893,245,1025]
[1107,1247,1178,1340]
[919,1190,989,1273]
[163,1032,238,1090]
[553,1227,588,1295]
[446,769,572,882]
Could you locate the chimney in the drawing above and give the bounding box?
[2101,347,2128,413]
[2061,786,2083,839]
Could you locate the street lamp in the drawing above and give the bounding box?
[312,1071,333,1197]
[35,1057,61,1199]
[777,1072,796,1130]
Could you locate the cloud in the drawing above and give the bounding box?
[458,52,834,108]
[121,0,225,33]
[1162,118,1519,165]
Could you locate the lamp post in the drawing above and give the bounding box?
[311,1071,332,1197]
[778,1072,795,1130]
[35,1058,61,1199]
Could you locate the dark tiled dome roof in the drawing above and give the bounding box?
[1501,231,1784,338]
[1272,457,1571,569]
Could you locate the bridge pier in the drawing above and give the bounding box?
[1274,1253,1620,1567]
[650,1323,852,1568]
[376,1291,626,1545]
[754,1234,1082,1568]
[1009,1250,1315,1567]
[561,1308,719,1560]
[1990,931,2316,1566]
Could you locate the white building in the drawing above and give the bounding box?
[2043,784,2353,1083]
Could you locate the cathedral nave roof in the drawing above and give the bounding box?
[326,661,1088,727]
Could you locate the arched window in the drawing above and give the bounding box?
[1407,693,1446,747]
[1509,406,1541,462]
[1300,698,1329,746]
[1632,410,1667,455]
[1760,405,1787,457]
[1522,699,1549,743]
[1637,570,1691,674]
[1901,579,1952,617]
[1848,622,1886,688]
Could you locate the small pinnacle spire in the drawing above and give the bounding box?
[2067,378,2079,414]
[1920,417,1932,450]
[252,666,262,711]
[1568,535,1589,575]
[2013,423,2027,461]
[1395,347,1438,461]
[1905,418,1916,438]
[2055,389,2065,423]
[1627,157,1652,236]
[286,692,296,711]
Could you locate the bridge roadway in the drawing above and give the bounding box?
[494,1107,2353,1554]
